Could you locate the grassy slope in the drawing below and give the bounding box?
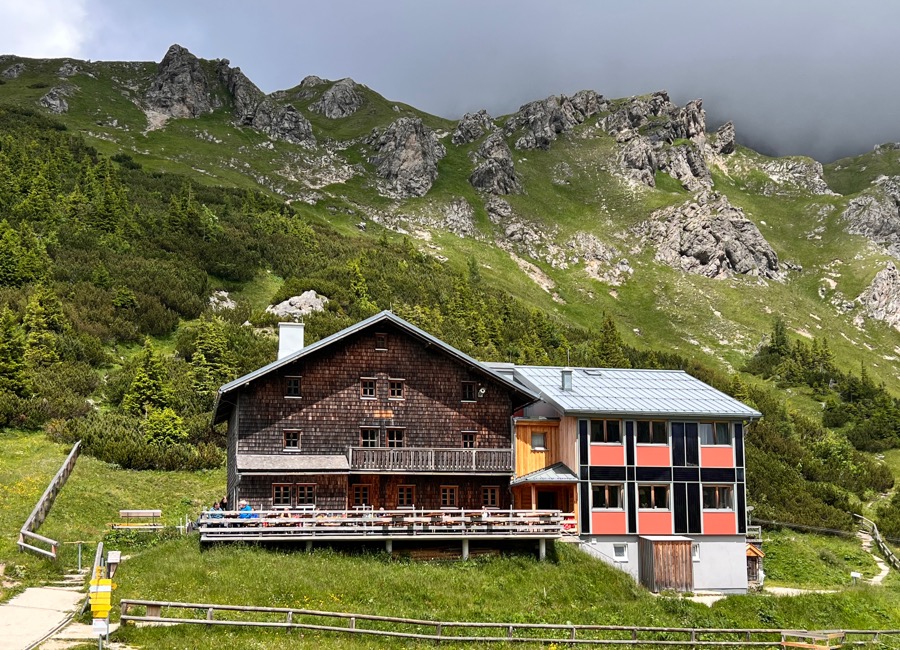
[761,530,880,588]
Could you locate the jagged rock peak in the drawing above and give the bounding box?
[310,78,364,119]
[469,133,522,195]
[505,90,605,150]
[367,117,446,198]
[145,44,220,118]
[856,262,900,330]
[216,60,265,125]
[638,191,780,280]
[841,176,900,255]
[714,121,736,155]
[452,110,494,145]
[601,91,706,145]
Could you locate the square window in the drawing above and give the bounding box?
[386,428,405,448]
[285,377,301,398]
[591,484,622,509]
[462,381,477,402]
[441,485,458,508]
[638,485,669,509]
[703,485,733,510]
[613,543,628,560]
[352,485,370,507]
[360,378,377,399]
[360,428,379,447]
[482,486,499,508]
[590,419,621,444]
[637,420,667,444]
[273,484,292,507]
[375,333,388,351]
[531,431,547,451]
[397,485,415,508]
[296,484,315,506]
[461,431,476,449]
[388,379,404,400]
[283,430,300,450]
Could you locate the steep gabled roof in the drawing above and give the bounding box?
[212,310,539,423]
[512,366,761,420]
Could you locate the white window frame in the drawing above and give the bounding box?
[613,543,628,561]
[691,542,700,562]
[531,431,547,451]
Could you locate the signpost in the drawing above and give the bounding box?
[88,555,118,649]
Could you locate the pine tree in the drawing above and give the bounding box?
[0,307,27,396]
[591,315,632,368]
[122,340,172,416]
[23,284,65,367]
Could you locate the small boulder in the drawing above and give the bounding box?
[209,290,236,311]
[57,62,79,78]
[39,87,69,114]
[266,290,329,319]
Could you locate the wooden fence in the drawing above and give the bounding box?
[119,599,900,647]
[855,514,900,573]
[17,440,81,559]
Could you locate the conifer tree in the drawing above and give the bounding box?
[23,284,65,367]
[122,340,172,416]
[0,307,27,396]
[591,315,632,368]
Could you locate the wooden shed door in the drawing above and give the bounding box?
[653,540,693,592]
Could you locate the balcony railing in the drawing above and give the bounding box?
[348,447,512,473]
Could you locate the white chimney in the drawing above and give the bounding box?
[561,368,573,391]
[278,322,305,360]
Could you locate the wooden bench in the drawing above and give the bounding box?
[112,509,163,531]
[781,631,845,649]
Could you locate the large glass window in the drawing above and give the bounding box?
[636,420,667,444]
[703,485,734,509]
[590,419,621,444]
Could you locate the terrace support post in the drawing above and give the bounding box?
[385,539,393,554]
[538,538,547,561]
[462,538,469,561]
[530,484,536,510]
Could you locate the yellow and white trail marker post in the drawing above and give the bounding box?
[88,566,116,649]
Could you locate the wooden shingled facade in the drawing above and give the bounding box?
[220,313,536,511]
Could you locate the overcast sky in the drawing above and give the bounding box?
[2,0,898,162]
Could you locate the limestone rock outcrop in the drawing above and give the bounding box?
[639,192,780,280]
[367,117,446,197]
[39,87,69,114]
[266,291,329,319]
[619,132,711,191]
[300,75,326,88]
[451,109,494,145]
[714,121,736,154]
[600,91,703,143]
[504,90,605,150]
[1,63,24,79]
[761,158,834,196]
[145,44,220,118]
[841,176,900,254]
[855,262,900,330]
[468,133,522,195]
[216,60,314,145]
[310,78,364,118]
[57,62,79,78]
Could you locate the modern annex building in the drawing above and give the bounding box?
[493,363,761,593]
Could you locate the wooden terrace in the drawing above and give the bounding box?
[347,447,512,473]
[198,508,574,559]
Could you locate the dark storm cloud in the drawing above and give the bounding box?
[81,0,900,162]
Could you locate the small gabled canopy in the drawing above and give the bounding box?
[746,543,765,558]
[510,462,578,486]
[212,310,540,424]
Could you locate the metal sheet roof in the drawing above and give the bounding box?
[510,462,578,485]
[237,454,350,473]
[213,311,539,423]
[513,366,761,419]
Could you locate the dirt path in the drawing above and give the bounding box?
[857,530,891,585]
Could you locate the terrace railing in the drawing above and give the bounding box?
[348,447,512,473]
[197,508,565,541]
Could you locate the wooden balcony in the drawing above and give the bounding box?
[348,447,512,473]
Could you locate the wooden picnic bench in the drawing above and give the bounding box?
[781,631,845,649]
[112,509,163,530]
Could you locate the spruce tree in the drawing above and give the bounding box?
[0,307,27,395]
[23,284,65,367]
[592,315,632,368]
[122,340,172,416]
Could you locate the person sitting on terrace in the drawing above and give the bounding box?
[238,500,256,519]
[210,501,224,519]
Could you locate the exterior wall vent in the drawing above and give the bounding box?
[561,368,573,391]
[278,322,305,360]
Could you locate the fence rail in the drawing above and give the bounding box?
[17,440,81,559]
[119,599,900,647]
[856,514,900,573]
[198,508,569,542]
[348,447,512,472]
